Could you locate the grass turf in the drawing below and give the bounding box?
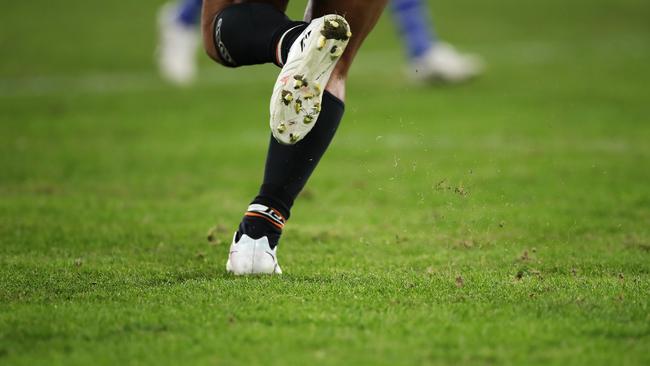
[1,0,649,364]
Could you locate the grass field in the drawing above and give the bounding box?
[1,0,650,364]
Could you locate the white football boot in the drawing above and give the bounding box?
[156,2,199,86]
[270,15,351,145]
[226,233,282,275]
[409,42,484,84]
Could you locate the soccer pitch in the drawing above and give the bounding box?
[1,0,649,364]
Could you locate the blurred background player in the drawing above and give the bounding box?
[157,0,483,86]
[389,0,483,83]
[157,0,202,85]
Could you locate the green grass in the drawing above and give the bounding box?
[1,0,650,364]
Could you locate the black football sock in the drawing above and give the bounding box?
[213,3,307,67]
[238,91,345,248]
[236,204,285,248]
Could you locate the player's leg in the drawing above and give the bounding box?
[227,0,387,274]
[199,0,315,274]
[200,0,387,274]
[176,0,204,26]
[391,0,436,61]
[390,0,484,84]
[157,0,203,85]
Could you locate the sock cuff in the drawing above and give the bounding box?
[253,189,292,220]
[245,204,286,230]
[213,3,296,68]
